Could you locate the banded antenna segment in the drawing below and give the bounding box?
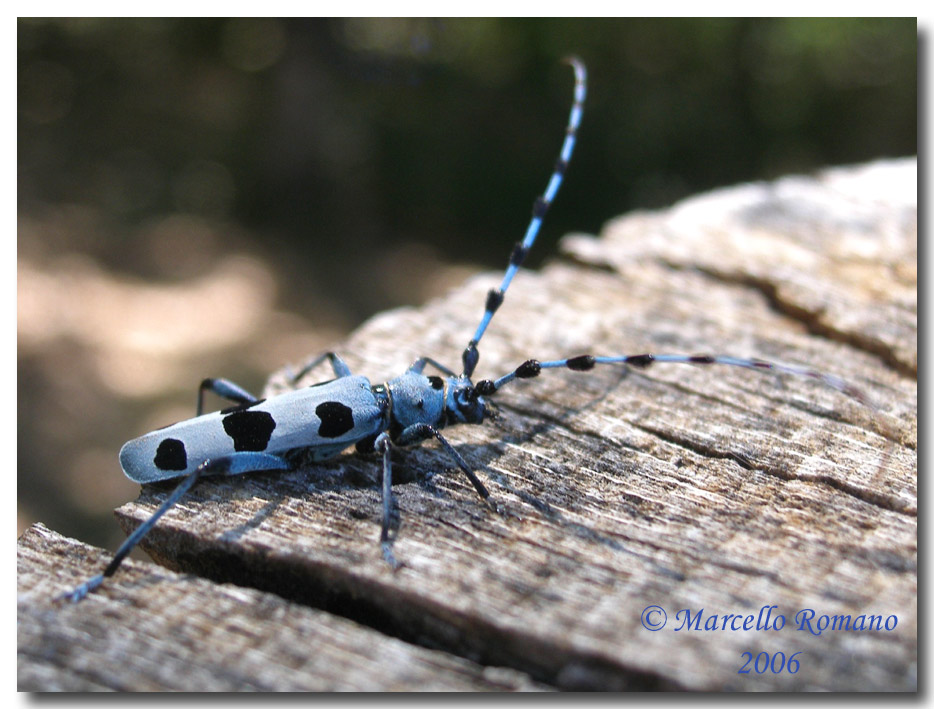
[462,57,587,378]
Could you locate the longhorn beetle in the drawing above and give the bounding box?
[61,58,877,602]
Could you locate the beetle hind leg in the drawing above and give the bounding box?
[197,378,259,416]
[59,452,290,603]
[290,352,353,385]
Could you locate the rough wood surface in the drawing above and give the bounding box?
[18,524,543,691]
[19,159,916,691]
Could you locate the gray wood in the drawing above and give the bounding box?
[20,159,916,691]
[18,524,544,691]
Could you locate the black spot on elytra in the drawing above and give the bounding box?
[427,376,444,390]
[222,410,276,451]
[154,438,187,471]
[316,401,354,439]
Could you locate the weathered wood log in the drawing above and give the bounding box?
[18,524,543,691]
[19,159,916,691]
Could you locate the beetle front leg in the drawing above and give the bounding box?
[394,423,492,503]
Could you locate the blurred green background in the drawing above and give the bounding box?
[18,18,917,551]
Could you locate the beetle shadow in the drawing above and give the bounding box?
[395,366,687,581]
[209,459,380,545]
[134,456,373,551]
[216,497,284,544]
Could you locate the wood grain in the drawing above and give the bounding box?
[18,524,544,691]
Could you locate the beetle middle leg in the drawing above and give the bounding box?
[290,352,353,385]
